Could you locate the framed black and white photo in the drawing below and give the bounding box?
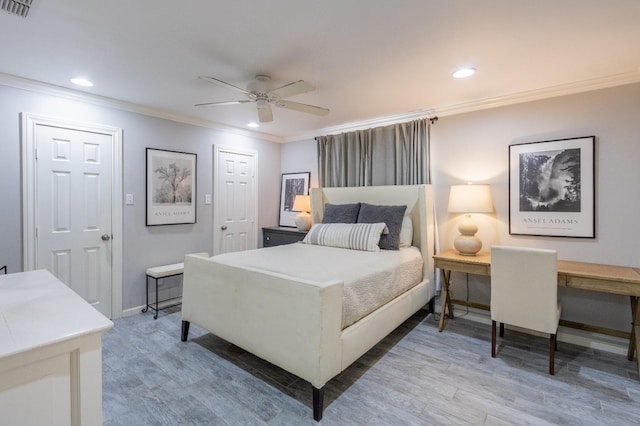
[509,136,595,238]
[146,148,197,226]
[279,172,310,227]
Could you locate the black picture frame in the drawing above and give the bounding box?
[146,148,197,226]
[278,172,310,227]
[509,136,595,238]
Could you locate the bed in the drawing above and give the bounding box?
[180,184,435,420]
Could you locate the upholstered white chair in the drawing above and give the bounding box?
[490,245,561,375]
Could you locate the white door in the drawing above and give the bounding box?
[34,124,113,316]
[213,146,258,255]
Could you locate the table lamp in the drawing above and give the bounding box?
[292,194,311,231]
[448,184,493,256]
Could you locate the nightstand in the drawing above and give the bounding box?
[262,226,307,247]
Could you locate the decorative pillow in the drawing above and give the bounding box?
[303,222,387,251]
[357,203,407,250]
[399,216,413,248]
[322,203,361,223]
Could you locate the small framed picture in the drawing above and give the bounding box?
[146,148,197,226]
[279,172,310,227]
[509,136,595,238]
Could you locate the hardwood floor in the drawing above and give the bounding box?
[102,308,640,425]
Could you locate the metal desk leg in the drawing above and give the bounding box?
[438,269,454,332]
[142,275,150,313]
[628,296,636,360]
[628,296,640,378]
[154,277,159,319]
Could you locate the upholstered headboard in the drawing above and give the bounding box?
[309,184,435,285]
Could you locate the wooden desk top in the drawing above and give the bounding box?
[434,249,640,297]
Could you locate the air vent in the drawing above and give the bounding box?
[1,0,33,17]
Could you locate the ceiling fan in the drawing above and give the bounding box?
[195,75,330,123]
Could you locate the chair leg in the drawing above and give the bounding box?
[549,333,556,375]
[499,322,505,338]
[491,320,497,358]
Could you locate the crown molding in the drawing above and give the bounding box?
[283,109,437,143]
[3,70,638,145]
[285,70,640,143]
[0,73,284,143]
[433,70,640,118]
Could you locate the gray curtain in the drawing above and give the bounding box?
[317,130,373,187]
[316,117,431,187]
[389,118,431,185]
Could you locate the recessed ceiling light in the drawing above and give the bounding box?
[70,77,94,87]
[453,68,476,79]
[247,122,259,128]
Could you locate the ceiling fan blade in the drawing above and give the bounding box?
[257,104,273,123]
[269,80,314,99]
[198,76,251,95]
[275,100,329,116]
[195,100,253,107]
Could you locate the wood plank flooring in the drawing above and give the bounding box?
[102,308,640,425]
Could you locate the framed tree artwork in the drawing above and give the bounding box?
[509,136,595,238]
[146,148,197,225]
[279,172,310,227]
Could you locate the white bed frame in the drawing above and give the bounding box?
[181,184,435,420]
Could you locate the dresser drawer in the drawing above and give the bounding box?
[262,227,307,247]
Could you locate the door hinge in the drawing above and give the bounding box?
[34,147,38,160]
[35,227,38,238]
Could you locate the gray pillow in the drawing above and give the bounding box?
[322,203,361,223]
[357,203,407,250]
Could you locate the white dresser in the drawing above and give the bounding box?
[0,269,113,425]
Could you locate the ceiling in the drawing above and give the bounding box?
[1,0,639,142]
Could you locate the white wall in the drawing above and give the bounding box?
[0,84,281,314]
[282,83,640,332]
[281,138,318,188]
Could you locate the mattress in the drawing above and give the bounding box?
[210,243,424,328]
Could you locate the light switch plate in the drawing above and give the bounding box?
[205,194,212,205]
[125,194,134,205]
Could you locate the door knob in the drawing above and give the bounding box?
[101,234,111,241]
[221,225,228,231]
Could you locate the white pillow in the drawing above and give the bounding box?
[303,222,387,251]
[399,216,413,247]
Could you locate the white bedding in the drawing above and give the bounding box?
[209,243,423,328]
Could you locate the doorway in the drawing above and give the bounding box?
[212,145,258,255]
[22,113,123,318]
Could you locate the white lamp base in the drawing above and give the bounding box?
[294,212,311,231]
[454,214,482,256]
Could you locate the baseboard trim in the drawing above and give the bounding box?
[121,305,145,318]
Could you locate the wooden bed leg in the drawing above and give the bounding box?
[491,320,497,358]
[312,386,324,421]
[181,320,190,342]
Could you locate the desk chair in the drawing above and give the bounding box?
[490,245,561,375]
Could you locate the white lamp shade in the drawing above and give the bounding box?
[292,195,311,212]
[447,184,493,213]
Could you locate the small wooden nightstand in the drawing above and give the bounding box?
[262,226,307,247]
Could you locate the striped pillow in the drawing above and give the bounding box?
[303,223,387,251]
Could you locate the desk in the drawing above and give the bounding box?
[0,270,113,424]
[433,249,640,374]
